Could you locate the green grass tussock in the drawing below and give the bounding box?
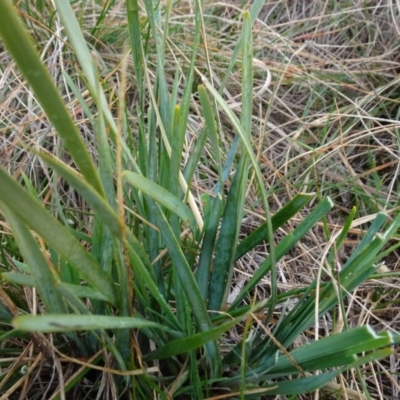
[0,0,399,399]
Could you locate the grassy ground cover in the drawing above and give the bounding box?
[0,0,400,398]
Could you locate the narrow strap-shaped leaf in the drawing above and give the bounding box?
[218,0,267,93]
[261,214,400,359]
[36,152,182,330]
[126,0,144,103]
[145,197,222,378]
[230,197,334,309]
[247,332,391,390]
[208,11,257,313]
[0,167,117,305]
[342,211,387,267]
[326,205,357,266]
[256,370,342,396]
[224,369,341,395]
[170,105,185,198]
[235,193,314,260]
[196,195,223,299]
[144,300,266,362]
[268,326,392,377]
[208,155,248,312]
[198,85,223,181]
[13,314,175,333]
[2,272,108,301]
[0,204,68,314]
[0,0,104,195]
[124,171,197,232]
[144,316,241,362]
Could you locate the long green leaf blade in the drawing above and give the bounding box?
[0,0,103,195]
[144,317,242,361]
[0,168,117,305]
[269,326,392,377]
[13,314,175,333]
[0,203,68,314]
[230,197,334,309]
[208,11,255,313]
[235,193,313,260]
[145,198,221,377]
[124,171,197,231]
[208,156,248,312]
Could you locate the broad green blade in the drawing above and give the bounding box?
[196,194,223,299]
[126,0,144,103]
[198,85,223,180]
[343,212,387,266]
[230,197,334,309]
[0,168,117,305]
[0,272,107,302]
[36,152,181,328]
[91,86,117,284]
[124,171,197,231]
[219,0,266,92]
[263,370,343,396]
[0,203,68,315]
[144,316,241,361]
[241,11,254,137]
[326,205,357,266]
[201,22,275,313]
[145,197,221,377]
[208,155,248,312]
[145,300,266,361]
[54,0,138,172]
[235,193,314,260]
[13,314,175,333]
[253,213,400,367]
[268,326,392,377]
[208,11,255,313]
[223,371,342,396]
[0,0,103,195]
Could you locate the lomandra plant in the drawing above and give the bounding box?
[0,0,399,398]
